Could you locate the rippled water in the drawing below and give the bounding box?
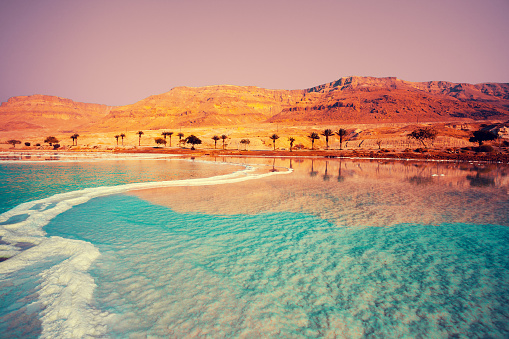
[1,154,508,338]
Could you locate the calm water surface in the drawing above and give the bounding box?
[1,153,508,338]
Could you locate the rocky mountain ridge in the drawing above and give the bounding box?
[2,77,509,137]
[0,94,112,135]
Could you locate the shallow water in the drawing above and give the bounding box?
[1,154,508,338]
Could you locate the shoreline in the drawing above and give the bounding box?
[115,147,509,163]
[1,146,509,164]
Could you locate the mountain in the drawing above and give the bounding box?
[268,77,509,124]
[97,77,509,129]
[2,77,509,137]
[93,85,304,130]
[0,95,112,135]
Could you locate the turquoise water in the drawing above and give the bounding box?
[0,157,238,214]
[1,155,508,338]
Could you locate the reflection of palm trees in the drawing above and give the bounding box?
[322,161,331,181]
[289,159,293,169]
[466,172,495,187]
[337,160,344,182]
[270,158,278,172]
[309,159,318,177]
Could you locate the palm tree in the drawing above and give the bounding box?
[288,137,295,152]
[120,133,126,146]
[240,139,250,150]
[221,134,228,150]
[177,132,184,147]
[336,128,347,150]
[212,135,220,149]
[269,134,279,150]
[115,135,120,146]
[308,132,320,150]
[322,129,333,149]
[70,133,79,146]
[161,131,173,147]
[137,131,144,146]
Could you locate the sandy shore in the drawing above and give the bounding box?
[2,145,509,163]
[109,147,509,163]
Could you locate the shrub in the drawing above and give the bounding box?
[469,130,497,146]
[407,127,438,147]
[475,145,494,153]
[25,142,31,146]
[7,139,22,147]
[53,144,60,149]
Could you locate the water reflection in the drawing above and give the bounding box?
[135,157,509,228]
[322,161,331,181]
[309,159,318,177]
[337,160,344,182]
[467,173,495,187]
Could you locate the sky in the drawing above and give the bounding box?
[1,0,508,106]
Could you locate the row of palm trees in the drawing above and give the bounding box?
[109,128,349,151]
[269,128,348,151]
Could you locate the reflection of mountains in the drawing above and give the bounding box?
[299,158,508,188]
[133,157,509,227]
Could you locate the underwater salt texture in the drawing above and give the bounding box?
[1,154,508,338]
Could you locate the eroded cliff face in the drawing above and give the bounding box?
[2,77,509,137]
[268,77,509,124]
[97,77,509,130]
[95,85,305,130]
[0,94,112,133]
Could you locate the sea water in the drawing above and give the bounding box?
[1,154,508,338]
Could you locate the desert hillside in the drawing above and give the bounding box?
[94,77,509,130]
[0,94,112,138]
[269,77,509,124]
[1,77,509,150]
[92,85,304,131]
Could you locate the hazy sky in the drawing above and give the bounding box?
[1,0,508,106]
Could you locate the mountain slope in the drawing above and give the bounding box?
[93,85,304,130]
[0,95,112,134]
[268,77,509,124]
[2,77,509,137]
[97,77,509,129]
